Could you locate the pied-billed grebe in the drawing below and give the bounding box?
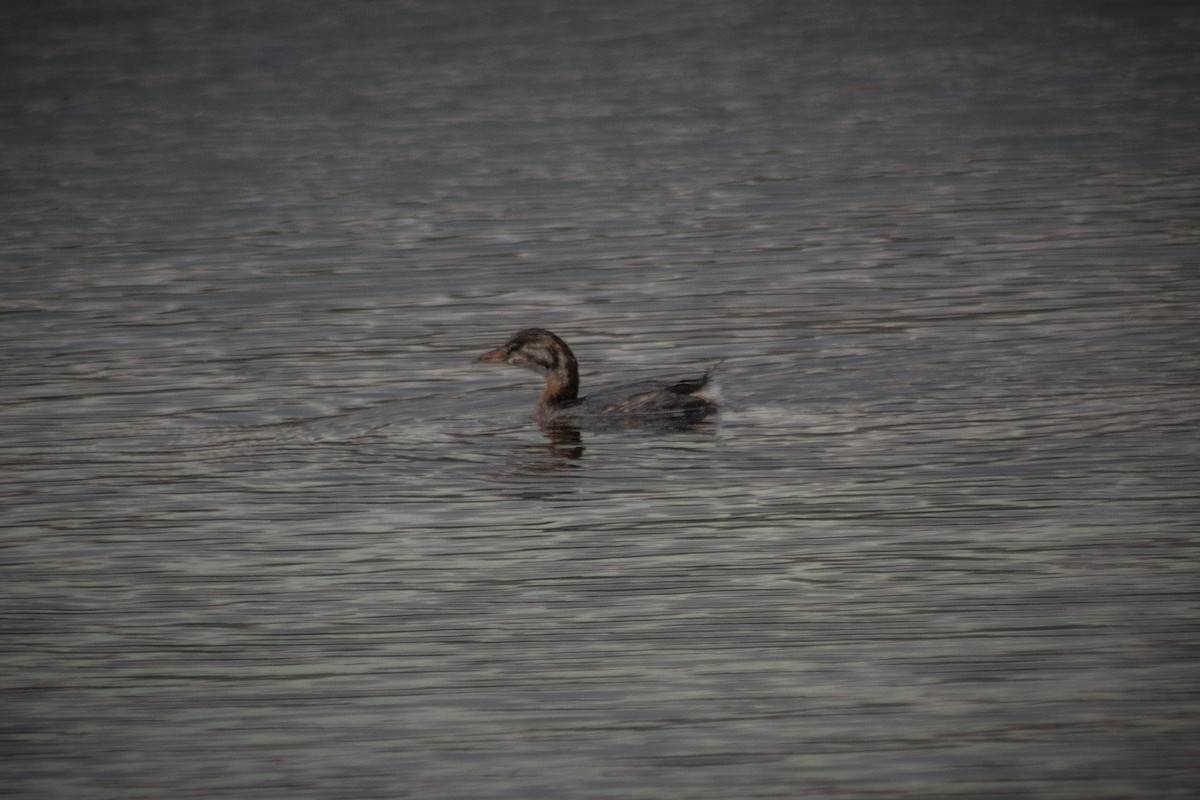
[477,328,719,425]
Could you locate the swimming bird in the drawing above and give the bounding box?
[477,328,719,426]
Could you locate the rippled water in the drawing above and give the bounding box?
[3,1,1199,798]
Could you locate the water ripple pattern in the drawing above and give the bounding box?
[2,1,1198,798]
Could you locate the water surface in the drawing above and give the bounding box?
[2,2,1199,798]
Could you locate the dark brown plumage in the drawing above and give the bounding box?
[478,328,719,425]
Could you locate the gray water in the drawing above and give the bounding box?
[3,1,1199,798]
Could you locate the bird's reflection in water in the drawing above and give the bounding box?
[533,414,718,463]
[541,420,585,460]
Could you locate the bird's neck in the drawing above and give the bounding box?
[536,355,579,415]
